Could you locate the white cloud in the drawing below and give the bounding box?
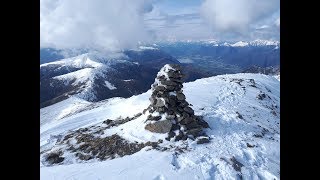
[200,0,279,34]
[40,0,153,51]
[275,17,280,27]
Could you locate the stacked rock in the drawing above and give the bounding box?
[144,64,209,141]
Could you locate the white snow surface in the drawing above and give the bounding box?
[138,46,158,50]
[41,73,280,180]
[231,41,249,47]
[53,68,94,86]
[40,53,103,68]
[104,81,117,90]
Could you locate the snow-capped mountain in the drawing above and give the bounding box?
[40,50,213,108]
[155,39,279,47]
[40,72,280,180]
[226,40,279,47]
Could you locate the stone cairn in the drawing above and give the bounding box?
[144,64,209,141]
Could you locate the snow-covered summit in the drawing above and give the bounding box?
[40,52,129,69]
[231,41,249,47]
[40,53,102,68]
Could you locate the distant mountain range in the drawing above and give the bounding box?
[40,40,279,108]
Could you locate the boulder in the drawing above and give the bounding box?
[145,120,173,133]
[197,137,210,144]
[45,151,64,165]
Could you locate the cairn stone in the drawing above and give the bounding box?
[145,120,172,133]
[144,64,209,141]
[176,93,186,101]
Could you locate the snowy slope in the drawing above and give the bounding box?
[40,73,280,180]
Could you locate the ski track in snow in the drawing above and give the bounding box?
[40,73,280,180]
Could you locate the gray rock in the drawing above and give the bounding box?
[167,71,180,79]
[78,153,93,161]
[179,101,189,108]
[103,119,113,124]
[45,151,64,165]
[182,112,190,119]
[171,78,183,83]
[166,85,175,91]
[183,107,194,114]
[177,115,184,122]
[171,124,180,131]
[168,131,175,139]
[161,80,177,86]
[177,106,184,112]
[134,113,142,118]
[197,137,210,144]
[177,93,186,101]
[158,75,166,80]
[147,115,161,121]
[145,120,173,133]
[180,117,193,125]
[168,95,176,100]
[155,99,165,107]
[154,86,165,91]
[166,115,176,120]
[156,107,166,113]
[149,97,156,105]
[168,98,176,107]
[186,128,203,137]
[185,121,202,129]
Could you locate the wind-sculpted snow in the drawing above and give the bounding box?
[41,73,280,179]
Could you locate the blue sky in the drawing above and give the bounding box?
[40,0,280,50]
